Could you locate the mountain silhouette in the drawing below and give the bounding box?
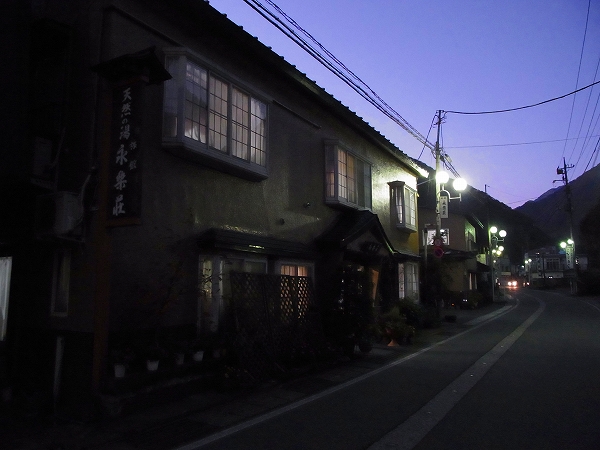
[516,163,600,248]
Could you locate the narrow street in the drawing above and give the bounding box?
[181,290,600,450]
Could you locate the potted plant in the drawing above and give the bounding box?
[166,339,189,366]
[110,346,135,378]
[186,336,206,362]
[379,306,415,346]
[144,345,167,371]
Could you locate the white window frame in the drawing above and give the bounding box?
[163,48,269,179]
[389,181,417,232]
[325,141,372,210]
[198,254,268,332]
[398,261,419,302]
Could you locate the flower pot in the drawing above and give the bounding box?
[114,363,126,378]
[146,360,159,371]
[193,350,204,362]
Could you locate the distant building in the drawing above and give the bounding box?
[524,246,585,286]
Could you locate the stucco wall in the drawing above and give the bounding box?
[23,0,420,334]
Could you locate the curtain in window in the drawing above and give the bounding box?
[398,262,419,301]
[250,98,267,166]
[231,88,249,160]
[394,186,404,224]
[208,76,228,151]
[183,61,208,143]
[405,186,416,228]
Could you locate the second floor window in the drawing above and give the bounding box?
[389,181,417,231]
[325,142,372,209]
[163,50,268,179]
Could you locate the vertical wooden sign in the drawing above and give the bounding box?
[107,81,143,226]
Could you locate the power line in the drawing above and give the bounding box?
[583,137,600,172]
[444,79,600,115]
[445,134,600,149]
[242,0,436,150]
[572,53,600,174]
[565,0,592,165]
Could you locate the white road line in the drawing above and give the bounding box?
[465,304,514,325]
[582,299,600,314]
[176,301,518,450]
[368,298,545,450]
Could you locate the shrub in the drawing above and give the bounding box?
[464,291,483,309]
[378,306,415,343]
[395,298,424,327]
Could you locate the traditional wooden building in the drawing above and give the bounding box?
[0,0,427,415]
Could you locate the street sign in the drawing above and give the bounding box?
[433,238,443,247]
[439,196,449,219]
[426,229,450,246]
[433,246,444,258]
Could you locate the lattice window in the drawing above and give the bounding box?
[162,50,268,180]
[229,272,323,383]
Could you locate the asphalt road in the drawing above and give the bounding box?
[182,289,600,450]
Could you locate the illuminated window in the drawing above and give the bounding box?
[325,142,371,209]
[279,263,313,321]
[280,264,310,277]
[198,255,267,333]
[389,181,417,231]
[163,50,268,179]
[398,262,419,301]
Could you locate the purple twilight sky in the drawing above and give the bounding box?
[209,0,600,208]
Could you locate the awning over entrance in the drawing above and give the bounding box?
[197,228,316,259]
[477,261,491,272]
[316,210,420,261]
[441,249,479,262]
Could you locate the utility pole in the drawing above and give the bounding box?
[557,158,575,241]
[557,158,577,293]
[434,110,443,237]
[485,184,493,303]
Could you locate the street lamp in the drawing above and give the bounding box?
[489,226,506,302]
[433,111,468,243]
[435,169,467,237]
[525,258,532,285]
[559,238,576,294]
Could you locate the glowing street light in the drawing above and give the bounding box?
[433,111,468,244]
[489,226,507,302]
[559,238,576,294]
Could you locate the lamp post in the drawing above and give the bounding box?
[430,110,467,314]
[489,226,506,302]
[560,238,576,294]
[434,110,467,243]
